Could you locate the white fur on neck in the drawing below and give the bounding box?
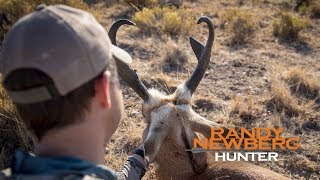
[175,84,192,102]
[145,88,168,106]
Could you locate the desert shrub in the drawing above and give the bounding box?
[161,40,187,72]
[267,77,301,117]
[0,0,100,41]
[221,8,256,44]
[309,0,320,18]
[273,12,309,41]
[284,67,320,100]
[0,77,33,169]
[123,0,158,9]
[296,0,320,18]
[229,96,257,123]
[0,0,89,23]
[132,6,194,36]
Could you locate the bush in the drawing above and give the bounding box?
[273,12,309,41]
[123,0,158,10]
[296,0,320,18]
[0,76,32,169]
[267,78,301,117]
[229,96,257,123]
[161,40,187,72]
[309,0,320,18]
[284,67,320,100]
[221,8,256,44]
[0,0,99,41]
[132,6,195,36]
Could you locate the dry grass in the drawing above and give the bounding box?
[229,96,258,124]
[123,0,158,9]
[273,12,310,41]
[267,77,301,117]
[0,77,32,169]
[0,0,103,40]
[158,39,188,72]
[132,6,195,36]
[266,64,320,118]
[221,8,256,44]
[309,0,320,18]
[284,67,320,100]
[296,0,320,18]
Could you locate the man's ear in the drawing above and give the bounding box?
[95,71,111,109]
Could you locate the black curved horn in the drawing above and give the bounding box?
[184,16,215,95]
[108,19,150,102]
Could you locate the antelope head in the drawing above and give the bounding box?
[108,17,227,178]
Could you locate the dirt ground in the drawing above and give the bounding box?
[0,0,319,179]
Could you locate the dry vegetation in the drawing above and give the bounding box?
[0,0,319,179]
[221,8,256,44]
[132,6,195,36]
[273,12,310,41]
[0,76,32,169]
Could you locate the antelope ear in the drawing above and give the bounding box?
[189,112,230,138]
[176,105,229,138]
[185,128,208,174]
[190,37,204,61]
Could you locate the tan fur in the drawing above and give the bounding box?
[142,84,290,180]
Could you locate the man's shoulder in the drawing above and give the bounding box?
[1,165,117,180]
[2,150,117,179]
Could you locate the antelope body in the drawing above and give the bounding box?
[108,18,290,180]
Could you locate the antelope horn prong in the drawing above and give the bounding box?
[190,37,204,61]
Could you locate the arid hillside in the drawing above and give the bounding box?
[0,0,319,179]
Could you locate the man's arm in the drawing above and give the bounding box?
[117,148,148,180]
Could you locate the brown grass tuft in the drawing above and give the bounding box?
[296,0,320,18]
[160,40,188,72]
[273,12,310,42]
[0,0,103,41]
[132,6,195,36]
[267,75,301,117]
[284,67,320,100]
[123,0,158,10]
[221,8,256,44]
[229,96,257,124]
[309,0,320,18]
[0,77,33,169]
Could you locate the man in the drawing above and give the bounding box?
[0,4,149,179]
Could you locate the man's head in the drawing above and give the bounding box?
[0,4,131,140]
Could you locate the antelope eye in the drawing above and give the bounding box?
[173,100,183,105]
[172,100,177,105]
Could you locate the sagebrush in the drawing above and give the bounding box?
[273,12,309,41]
[221,8,256,44]
[0,0,103,40]
[132,6,195,36]
[123,0,158,9]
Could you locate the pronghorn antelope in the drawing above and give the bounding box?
[108,18,290,180]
